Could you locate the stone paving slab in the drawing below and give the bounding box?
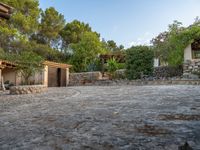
[0,85,200,150]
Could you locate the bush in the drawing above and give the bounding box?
[118,63,125,69]
[107,58,119,74]
[126,46,154,80]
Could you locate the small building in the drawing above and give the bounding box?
[184,40,200,61]
[0,60,72,87]
[183,40,200,75]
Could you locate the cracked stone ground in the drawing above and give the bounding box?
[0,85,200,150]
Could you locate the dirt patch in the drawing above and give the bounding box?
[135,124,171,136]
[158,114,200,121]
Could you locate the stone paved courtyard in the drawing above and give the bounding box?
[0,85,200,150]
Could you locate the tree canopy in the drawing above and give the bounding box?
[70,32,106,72]
[1,0,199,73]
[0,0,122,72]
[151,20,200,66]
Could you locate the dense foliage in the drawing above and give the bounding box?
[107,58,119,76]
[126,46,154,80]
[1,0,200,76]
[152,19,200,66]
[69,32,106,72]
[14,51,44,85]
[0,0,124,74]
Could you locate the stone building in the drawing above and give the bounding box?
[183,40,200,77]
[0,60,72,87]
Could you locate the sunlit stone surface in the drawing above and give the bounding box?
[0,85,200,149]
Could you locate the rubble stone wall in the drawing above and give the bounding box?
[69,72,102,86]
[154,66,183,78]
[69,79,200,86]
[183,60,200,73]
[10,85,47,95]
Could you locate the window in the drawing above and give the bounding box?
[192,40,200,59]
[192,49,200,59]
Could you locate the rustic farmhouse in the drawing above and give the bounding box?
[0,60,71,87]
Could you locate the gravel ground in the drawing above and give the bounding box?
[0,85,200,150]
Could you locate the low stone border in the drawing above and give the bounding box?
[69,72,102,86]
[69,79,200,86]
[10,85,47,95]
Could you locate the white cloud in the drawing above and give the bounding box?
[128,32,153,47]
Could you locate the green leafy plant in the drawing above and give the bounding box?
[126,46,154,80]
[70,32,106,72]
[15,51,44,85]
[107,58,119,78]
[152,20,200,66]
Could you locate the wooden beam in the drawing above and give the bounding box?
[66,68,69,86]
[0,11,10,19]
[43,61,72,69]
[0,5,9,13]
[0,61,3,69]
[0,2,13,13]
[43,65,48,87]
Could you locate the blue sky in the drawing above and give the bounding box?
[39,0,200,48]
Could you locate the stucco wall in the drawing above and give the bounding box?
[2,68,17,85]
[28,71,43,85]
[184,44,192,61]
[1,64,69,87]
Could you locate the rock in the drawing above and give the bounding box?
[178,142,193,150]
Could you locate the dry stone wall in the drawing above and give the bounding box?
[78,79,200,86]
[10,85,47,95]
[154,66,183,78]
[183,60,200,79]
[69,72,102,86]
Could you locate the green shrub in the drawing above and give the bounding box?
[118,63,125,69]
[107,58,119,77]
[126,46,154,80]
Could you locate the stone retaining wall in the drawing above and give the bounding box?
[115,69,126,79]
[69,79,200,86]
[10,85,47,95]
[183,60,200,75]
[69,72,102,86]
[114,67,183,80]
[154,66,183,78]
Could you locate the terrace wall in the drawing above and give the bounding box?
[69,72,102,86]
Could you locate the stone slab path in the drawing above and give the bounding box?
[0,85,200,150]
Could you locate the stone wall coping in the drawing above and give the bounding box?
[70,71,101,75]
[11,85,47,88]
[10,85,47,95]
[69,79,200,86]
